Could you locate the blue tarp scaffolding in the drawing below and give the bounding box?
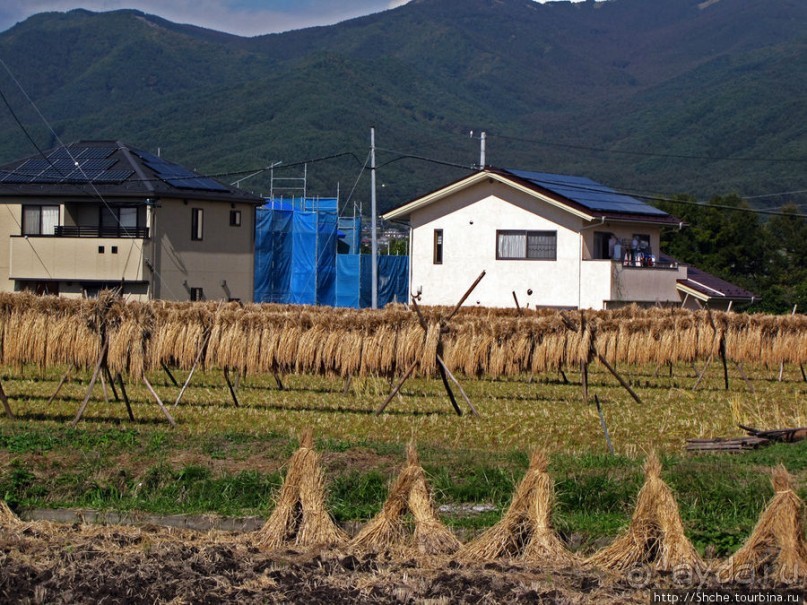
[254,199,407,308]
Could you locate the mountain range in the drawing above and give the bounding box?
[0,0,804,213]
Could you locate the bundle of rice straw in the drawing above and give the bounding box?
[720,465,807,583]
[0,500,20,528]
[461,451,577,565]
[587,452,705,574]
[254,429,347,550]
[350,443,460,556]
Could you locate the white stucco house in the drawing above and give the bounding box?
[382,167,755,310]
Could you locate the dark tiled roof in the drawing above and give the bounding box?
[0,140,262,204]
[678,267,757,301]
[665,255,758,301]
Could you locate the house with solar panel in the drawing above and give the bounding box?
[382,167,756,310]
[0,140,263,301]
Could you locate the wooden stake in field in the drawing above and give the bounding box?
[461,451,577,566]
[350,443,460,556]
[254,429,347,550]
[587,452,705,574]
[376,272,485,416]
[720,465,807,583]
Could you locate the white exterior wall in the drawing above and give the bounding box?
[409,181,587,308]
[578,260,613,309]
[403,178,686,310]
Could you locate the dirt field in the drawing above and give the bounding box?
[0,520,626,604]
[3,518,805,604]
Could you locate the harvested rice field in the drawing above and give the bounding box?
[0,295,806,602]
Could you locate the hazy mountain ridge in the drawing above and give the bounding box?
[0,0,804,209]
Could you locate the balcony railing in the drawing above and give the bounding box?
[53,225,149,238]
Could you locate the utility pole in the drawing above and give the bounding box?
[480,131,486,168]
[370,127,378,309]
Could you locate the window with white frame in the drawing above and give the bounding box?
[22,205,59,236]
[496,230,557,260]
[433,229,443,264]
[191,208,204,241]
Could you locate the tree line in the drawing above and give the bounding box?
[657,196,807,314]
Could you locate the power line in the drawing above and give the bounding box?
[489,132,807,164]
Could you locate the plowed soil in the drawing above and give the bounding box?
[0,520,645,604]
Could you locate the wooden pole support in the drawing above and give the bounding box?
[445,270,486,322]
[436,358,463,417]
[596,352,642,404]
[376,358,419,415]
[0,380,14,419]
[71,341,108,427]
[161,362,180,387]
[142,375,176,427]
[580,361,589,404]
[223,367,241,407]
[595,395,615,455]
[437,354,479,416]
[173,329,210,407]
[512,291,522,314]
[104,365,120,402]
[692,352,715,391]
[46,369,72,406]
[117,374,135,421]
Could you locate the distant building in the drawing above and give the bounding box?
[0,140,263,301]
[383,167,755,310]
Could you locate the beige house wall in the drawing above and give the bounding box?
[0,196,256,302]
[0,205,21,293]
[151,198,255,302]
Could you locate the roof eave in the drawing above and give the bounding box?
[676,282,756,303]
[382,170,596,221]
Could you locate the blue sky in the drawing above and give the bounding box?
[0,1,586,37]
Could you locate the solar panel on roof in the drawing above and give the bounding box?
[91,170,133,182]
[46,148,72,160]
[507,169,669,217]
[47,146,116,161]
[78,147,116,159]
[134,150,228,192]
[0,172,30,183]
[19,159,50,170]
[80,159,116,171]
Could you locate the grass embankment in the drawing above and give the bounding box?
[0,363,805,556]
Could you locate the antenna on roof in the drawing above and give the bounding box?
[470,131,486,169]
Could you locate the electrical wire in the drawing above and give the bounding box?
[488,132,807,164]
[0,59,182,297]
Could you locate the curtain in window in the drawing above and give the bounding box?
[119,207,138,228]
[41,206,59,235]
[527,232,555,259]
[23,206,41,235]
[497,232,526,258]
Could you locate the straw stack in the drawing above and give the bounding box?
[461,451,577,565]
[254,429,347,550]
[0,500,20,528]
[521,454,579,566]
[350,443,460,556]
[720,465,807,583]
[587,452,705,574]
[1,293,807,380]
[407,448,462,556]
